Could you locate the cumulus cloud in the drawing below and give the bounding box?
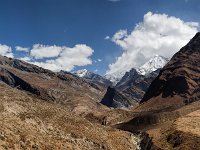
[106,12,199,76]
[15,46,29,52]
[31,44,94,71]
[0,44,13,58]
[18,56,31,62]
[30,44,63,59]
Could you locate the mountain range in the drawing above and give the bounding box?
[0,33,200,149]
[73,69,112,87]
[73,55,168,108]
[104,55,168,85]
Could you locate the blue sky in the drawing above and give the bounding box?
[0,0,199,75]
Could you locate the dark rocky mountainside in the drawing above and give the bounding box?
[116,68,160,102]
[100,86,135,108]
[100,69,160,108]
[115,32,200,149]
[141,32,200,110]
[0,55,107,115]
[115,68,140,91]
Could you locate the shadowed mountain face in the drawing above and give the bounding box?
[100,69,160,108]
[116,69,160,102]
[141,32,200,108]
[100,86,134,108]
[0,56,107,115]
[115,68,140,91]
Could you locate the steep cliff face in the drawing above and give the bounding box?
[141,32,200,109]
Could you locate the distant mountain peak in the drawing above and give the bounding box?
[137,55,169,75]
[73,69,112,87]
[104,71,125,85]
[73,69,90,77]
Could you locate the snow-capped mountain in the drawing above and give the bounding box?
[105,55,168,85]
[73,69,90,77]
[137,55,169,75]
[73,69,112,87]
[104,71,125,85]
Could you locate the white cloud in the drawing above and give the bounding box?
[30,44,63,59]
[0,44,13,58]
[0,42,94,72]
[106,12,199,76]
[18,56,31,62]
[15,46,29,52]
[31,44,94,71]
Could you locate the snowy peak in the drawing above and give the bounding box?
[73,69,112,87]
[104,71,125,85]
[137,55,169,75]
[73,69,91,77]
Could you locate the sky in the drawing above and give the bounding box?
[0,0,199,75]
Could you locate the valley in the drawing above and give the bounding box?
[0,31,200,150]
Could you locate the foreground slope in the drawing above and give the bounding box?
[0,82,143,150]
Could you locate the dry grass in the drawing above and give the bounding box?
[0,83,139,150]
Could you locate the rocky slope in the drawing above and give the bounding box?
[100,69,160,108]
[0,55,106,115]
[141,32,200,110]
[101,55,167,108]
[100,87,135,108]
[115,32,200,149]
[0,56,155,149]
[0,82,152,150]
[117,69,160,102]
[115,68,141,92]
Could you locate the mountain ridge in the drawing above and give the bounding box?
[105,55,168,85]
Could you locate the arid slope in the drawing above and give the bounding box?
[0,82,143,150]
